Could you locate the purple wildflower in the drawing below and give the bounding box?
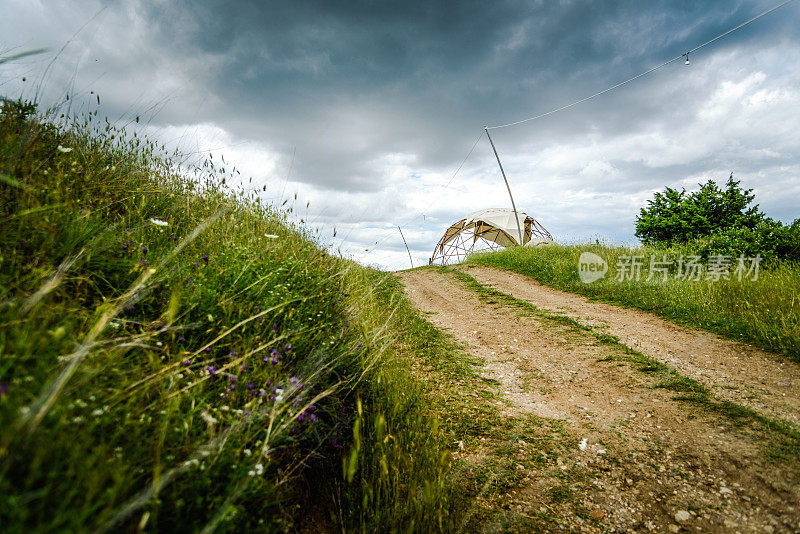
[308,414,317,423]
[269,395,276,402]
[284,343,292,352]
[0,383,9,397]
[201,254,209,265]
[229,375,237,383]
[244,410,250,417]
[139,259,148,267]
[270,357,278,365]
[269,348,280,358]
[171,235,178,241]
[122,244,129,251]
[230,350,237,357]
[183,358,191,366]
[193,262,199,269]
[247,382,256,391]
[206,365,217,377]
[141,245,148,254]
[178,336,185,342]
[204,346,211,353]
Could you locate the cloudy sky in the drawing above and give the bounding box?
[3,0,799,269]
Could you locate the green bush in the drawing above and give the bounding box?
[697,218,800,263]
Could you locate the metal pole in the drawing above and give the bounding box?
[485,127,524,245]
[398,226,414,269]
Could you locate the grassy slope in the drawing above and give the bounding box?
[468,244,800,361]
[0,100,486,532]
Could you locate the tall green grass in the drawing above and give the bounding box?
[0,99,472,532]
[468,244,800,361]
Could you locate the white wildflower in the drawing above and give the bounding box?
[150,218,168,226]
[243,449,252,457]
[247,463,264,477]
[92,408,105,417]
[57,145,72,153]
[200,411,218,425]
[264,234,279,239]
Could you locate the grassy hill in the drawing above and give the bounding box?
[0,99,487,532]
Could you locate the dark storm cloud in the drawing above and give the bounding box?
[107,0,797,191]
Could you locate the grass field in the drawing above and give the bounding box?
[0,99,492,532]
[468,244,800,361]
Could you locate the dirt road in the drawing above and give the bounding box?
[398,266,800,533]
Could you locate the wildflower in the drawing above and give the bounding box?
[247,382,256,392]
[248,463,264,476]
[270,357,278,365]
[264,234,278,239]
[229,375,237,383]
[200,412,217,424]
[0,383,9,397]
[150,218,168,226]
[139,259,148,267]
[178,336,185,342]
[284,343,292,352]
[57,145,72,153]
[243,448,252,457]
[193,262,200,269]
[202,254,209,265]
[183,359,191,366]
[269,348,280,358]
[308,414,317,423]
[141,245,148,254]
[171,235,178,242]
[206,365,217,377]
[230,350,237,357]
[122,244,129,250]
[204,346,211,353]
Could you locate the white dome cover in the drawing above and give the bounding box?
[430,207,553,265]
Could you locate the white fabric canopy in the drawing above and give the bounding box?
[430,207,554,265]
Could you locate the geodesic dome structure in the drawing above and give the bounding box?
[429,208,553,266]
